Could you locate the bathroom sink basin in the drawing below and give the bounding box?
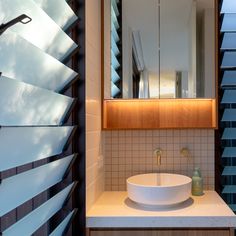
[127,173,192,206]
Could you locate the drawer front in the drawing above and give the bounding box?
[89,229,231,236]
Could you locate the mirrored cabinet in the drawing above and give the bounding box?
[104,0,215,99]
[102,0,217,129]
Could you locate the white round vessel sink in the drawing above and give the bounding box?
[127,173,192,206]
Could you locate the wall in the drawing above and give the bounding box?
[204,8,215,98]
[86,0,104,211]
[122,3,133,99]
[103,0,111,99]
[104,129,214,191]
[188,0,197,98]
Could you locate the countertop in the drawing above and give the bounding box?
[87,191,236,228]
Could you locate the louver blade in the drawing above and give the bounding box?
[111,50,120,70]
[111,66,120,83]
[111,82,120,97]
[222,185,236,194]
[221,52,236,69]
[111,35,120,56]
[0,76,74,126]
[111,22,120,43]
[221,14,236,32]
[111,7,119,30]
[221,0,236,13]
[32,0,78,31]
[229,205,236,212]
[221,33,236,50]
[222,128,236,139]
[221,71,236,87]
[221,90,236,104]
[2,183,76,236]
[0,155,76,217]
[222,147,236,158]
[222,109,236,121]
[0,126,75,172]
[222,166,236,175]
[0,32,78,92]
[0,0,77,61]
[111,0,119,16]
[49,210,77,236]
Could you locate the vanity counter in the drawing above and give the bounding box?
[86,191,236,228]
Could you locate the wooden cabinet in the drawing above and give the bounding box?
[89,228,233,236]
[103,99,217,130]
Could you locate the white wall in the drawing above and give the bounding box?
[160,0,192,72]
[104,0,111,99]
[122,13,133,99]
[122,0,159,98]
[204,8,215,98]
[86,0,104,212]
[188,1,197,98]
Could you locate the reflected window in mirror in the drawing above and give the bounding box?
[132,49,141,98]
[111,0,123,98]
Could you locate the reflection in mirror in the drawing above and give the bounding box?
[110,0,122,98]
[104,0,215,99]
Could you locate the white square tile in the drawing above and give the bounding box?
[104,129,215,191]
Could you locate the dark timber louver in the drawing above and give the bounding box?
[218,0,236,213]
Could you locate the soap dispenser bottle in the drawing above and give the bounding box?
[192,167,203,196]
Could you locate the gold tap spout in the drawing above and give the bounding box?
[154,148,162,166]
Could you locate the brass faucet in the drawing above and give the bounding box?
[154,148,162,166]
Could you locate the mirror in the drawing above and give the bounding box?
[103,0,215,99]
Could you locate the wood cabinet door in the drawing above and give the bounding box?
[90,229,231,236]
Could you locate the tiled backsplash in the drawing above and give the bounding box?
[104,130,215,191]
